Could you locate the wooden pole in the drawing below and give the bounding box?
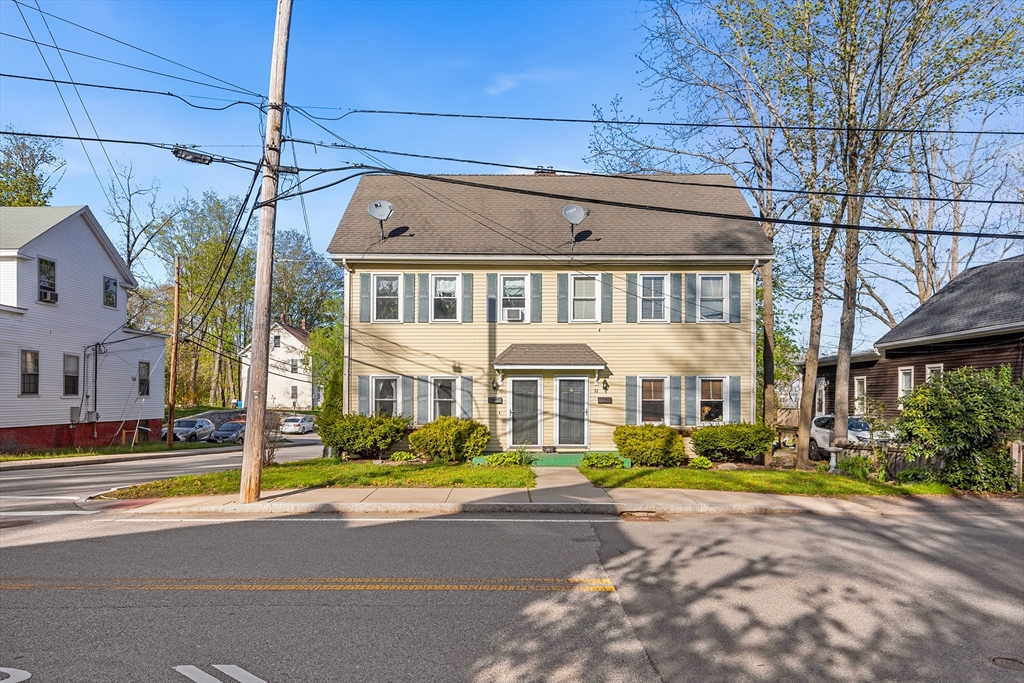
[166,255,180,449]
[240,0,293,504]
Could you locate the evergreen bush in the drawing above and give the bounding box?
[612,425,686,467]
[408,416,490,462]
[688,455,713,470]
[319,413,410,459]
[689,423,774,462]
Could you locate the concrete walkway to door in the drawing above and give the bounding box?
[530,467,613,504]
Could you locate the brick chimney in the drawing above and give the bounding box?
[301,318,307,331]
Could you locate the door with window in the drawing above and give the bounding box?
[510,379,540,446]
[556,378,588,447]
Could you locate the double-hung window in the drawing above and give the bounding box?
[103,276,118,308]
[373,377,398,416]
[698,275,726,322]
[291,358,299,373]
[374,275,401,321]
[640,378,665,423]
[815,379,826,416]
[925,364,943,381]
[640,275,666,321]
[897,367,914,401]
[138,361,150,396]
[500,275,527,322]
[570,275,598,322]
[64,354,80,396]
[432,377,457,418]
[432,274,459,321]
[21,350,39,395]
[853,376,867,414]
[699,378,725,423]
[38,258,56,302]
[273,335,281,348]
[291,385,298,400]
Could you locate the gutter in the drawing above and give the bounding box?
[874,322,1024,351]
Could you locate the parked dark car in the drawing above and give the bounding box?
[209,421,246,444]
[161,418,215,442]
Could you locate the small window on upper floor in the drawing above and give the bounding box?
[698,275,726,322]
[103,277,118,308]
[500,274,527,323]
[432,274,459,322]
[273,335,281,349]
[570,275,598,322]
[138,361,150,396]
[291,358,299,373]
[38,259,56,303]
[374,274,401,321]
[640,275,666,321]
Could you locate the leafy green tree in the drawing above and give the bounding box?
[305,296,344,384]
[319,370,344,426]
[271,230,344,330]
[0,132,64,206]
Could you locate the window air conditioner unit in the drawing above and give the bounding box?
[505,308,524,322]
[39,289,58,303]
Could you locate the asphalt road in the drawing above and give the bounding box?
[1,508,1022,682]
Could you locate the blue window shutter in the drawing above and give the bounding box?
[417,376,429,424]
[359,274,371,322]
[403,274,415,323]
[358,375,369,415]
[601,273,613,323]
[530,273,543,323]
[670,273,683,323]
[729,376,742,423]
[486,273,498,323]
[685,274,697,323]
[460,376,473,419]
[684,376,697,425]
[669,376,682,425]
[557,273,569,323]
[625,376,637,425]
[462,273,474,322]
[402,376,414,417]
[625,273,637,323]
[418,273,429,323]
[729,273,742,323]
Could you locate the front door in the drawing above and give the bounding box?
[510,379,540,446]
[557,378,587,447]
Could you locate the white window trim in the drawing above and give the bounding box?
[20,348,40,397]
[568,274,600,323]
[554,376,591,448]
[138,361,151,397]
[697,273,729,324]
[637,375,669,425]
[637,273,668,323]
[370,375,401,416]
[102,274,118,309]
[853,376,867,414]
[499,273,530,324]
[429,375,460,421]
[371,273,403,323]
[429,273,462,323]
[815,378,826,416]
[506,376,543,449]
[897,366,915,400]
[925,363,943,380]
[36,254,58,305]
[698,376,729,425]
[63,353,80,397]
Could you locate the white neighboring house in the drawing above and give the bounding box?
[0,206,167,451]
[239,318,321,411]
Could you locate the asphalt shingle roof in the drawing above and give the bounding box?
[0,206,84,250]
[328,173,773,258]
[492,343,607,368]
[875,255,1024,348]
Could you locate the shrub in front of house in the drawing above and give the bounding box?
[687,455,713,470]
[408,416,490,462]
[893,365,1023,492]
[389,451,416,462]
[580,452,625,469]
[689,423,774,462]
[612,425,686,467]
[319,413,410,459]
[485,448,536,467]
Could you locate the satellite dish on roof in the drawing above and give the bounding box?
[563,204,588,226]
[368,200,394,222]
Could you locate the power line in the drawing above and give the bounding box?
[284,109,315,248]
[10,0,262,98]
[0,31,257,96]
[295,107,1024,137]
[0,72,265,111]
[1,131,260,167]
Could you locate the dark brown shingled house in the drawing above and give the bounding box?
[328,172,773,452]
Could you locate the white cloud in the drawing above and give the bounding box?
[485,67,575,96]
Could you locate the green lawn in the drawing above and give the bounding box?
[109,459,536,498]
[580,467,954,496]
[0,440,228,462]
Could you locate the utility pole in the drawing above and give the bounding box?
[240,0,293,504]
[166,255,180,449]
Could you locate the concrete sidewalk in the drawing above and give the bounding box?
[99,466,954,517]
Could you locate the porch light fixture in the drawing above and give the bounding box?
[602,379,609,391]
[172,146,213,165]
[491,379,500,391]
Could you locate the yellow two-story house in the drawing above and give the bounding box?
[328,172,772,452]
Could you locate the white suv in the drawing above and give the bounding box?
[809,415,881,460]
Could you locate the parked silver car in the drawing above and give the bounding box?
[809,415,884,460]
[161,418,215,442]
[280,415,315,434]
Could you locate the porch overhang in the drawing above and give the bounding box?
[492,343,607,371]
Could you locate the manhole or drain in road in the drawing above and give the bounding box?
[992,658,1024,671]
[620,511,667,522]
[0,519,33,529]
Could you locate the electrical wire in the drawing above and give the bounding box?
[1,130,261,167]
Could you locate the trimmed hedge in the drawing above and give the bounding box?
[690,423,774,462]
[612,425,686,467]
[581,452,625,469]
[409,416,490,462]
[319,413,410,459]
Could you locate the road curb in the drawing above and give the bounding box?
[0,441,310,472]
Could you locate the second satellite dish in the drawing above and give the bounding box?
[368,200,394,222]
[563,204,588,226]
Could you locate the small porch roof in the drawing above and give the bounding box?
[492,343,607,370]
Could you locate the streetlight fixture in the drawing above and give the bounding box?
[172,146,213,165]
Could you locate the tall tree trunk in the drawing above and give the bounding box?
[833,229,860,443]
[760,260,776,466]
[796,232,830,470]
[208,330,223,406]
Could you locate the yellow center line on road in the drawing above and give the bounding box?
[0,577,615,592]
